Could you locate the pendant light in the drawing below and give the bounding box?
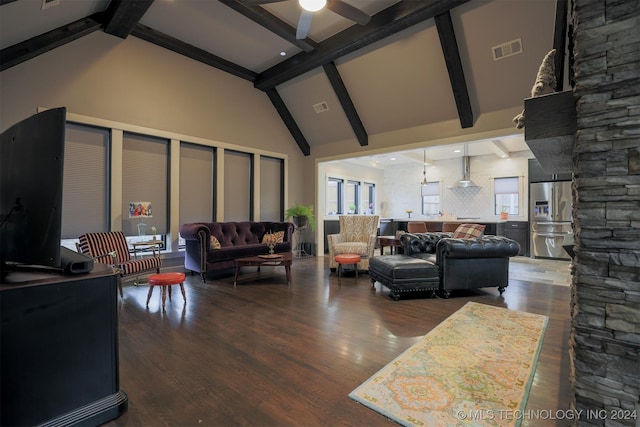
[420,150,429,196]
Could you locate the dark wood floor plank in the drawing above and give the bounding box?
[105,256,571,426]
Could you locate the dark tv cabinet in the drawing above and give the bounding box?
[1,264,128,426]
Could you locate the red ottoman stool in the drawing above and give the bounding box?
[146,272,187,309]
[334,254,362,279]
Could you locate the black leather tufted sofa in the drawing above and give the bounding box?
[369,232,520,300]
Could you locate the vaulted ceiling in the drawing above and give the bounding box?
[0,0,567,157]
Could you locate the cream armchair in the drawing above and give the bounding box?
[328,215,379,271]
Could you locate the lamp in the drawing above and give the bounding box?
[299,0,326,12]
[129,201,152,236]
[420,150,429,196]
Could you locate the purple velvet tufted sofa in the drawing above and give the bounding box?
[180,221,294,282]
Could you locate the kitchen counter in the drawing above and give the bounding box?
[323,217,509,223]
[384,217,508,224]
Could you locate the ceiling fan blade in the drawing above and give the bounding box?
[326,0,370,25]
[296,10,313,39]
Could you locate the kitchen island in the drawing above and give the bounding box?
[387,218,507,235]
[323,217,510,254]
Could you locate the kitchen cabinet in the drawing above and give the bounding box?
[504,221,529,256]
[483,222,505,236]
[323,219,341,253]
[379,218,398,236]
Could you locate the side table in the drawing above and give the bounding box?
[293,226,309,258]
[131,239,163,285]
[132,239,163,259]
[377,236,402,255]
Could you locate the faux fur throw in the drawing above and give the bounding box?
[513,49,557,129]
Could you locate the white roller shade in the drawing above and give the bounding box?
[61,123,109,239]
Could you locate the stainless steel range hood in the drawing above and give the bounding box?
[450,156,480,188]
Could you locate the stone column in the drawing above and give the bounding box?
[570,0,640,425]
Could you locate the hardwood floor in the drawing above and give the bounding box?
[105,255,572,427]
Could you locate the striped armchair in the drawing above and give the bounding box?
[328,215,379,271]
[78,231,161,297]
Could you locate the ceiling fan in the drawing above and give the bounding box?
[245,0,371,39]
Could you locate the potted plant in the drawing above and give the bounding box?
[500,206,509,220]
[348,204,357,214]
[285,204,316,230]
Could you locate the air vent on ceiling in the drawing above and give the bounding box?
[313,102,329,113]
[42,0,61,10]
[492,38,523,61]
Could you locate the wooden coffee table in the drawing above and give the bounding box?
[233,252,293,286]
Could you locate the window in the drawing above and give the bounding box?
[421,181,440,215]
[346,180,360,213]
[61,123,109,250]
[179,143,215,248]
[259,155,284,221]
[224,150,253,221]
[52,111,287,254]
[361,182,375,214]
[122,133,169,239]
[327,177,343,215]
[494,177,519,215]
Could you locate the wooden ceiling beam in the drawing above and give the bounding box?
[0,13,104,72]
[434,11,473,128]
[254,0,471,91]
[220,0,318,53]
[131,24,258,82]
[265,88,311,156]
[323,62,368,147]
[103,0,155,39]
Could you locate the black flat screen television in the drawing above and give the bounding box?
[1,107,67,274]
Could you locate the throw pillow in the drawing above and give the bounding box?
[262,231,284,244]
[210,235,221,250]
[452,223,486,239]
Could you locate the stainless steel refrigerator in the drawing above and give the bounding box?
[530,181,574,259]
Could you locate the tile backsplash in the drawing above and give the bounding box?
[380,153,530,220]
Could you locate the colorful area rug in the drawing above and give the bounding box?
[349,302,548,427]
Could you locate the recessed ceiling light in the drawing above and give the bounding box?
[390,157,396,161]
[454,149,461,153]
[280,51,286,56]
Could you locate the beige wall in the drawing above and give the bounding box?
[0,31,309,209]
[309,107,525,162]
